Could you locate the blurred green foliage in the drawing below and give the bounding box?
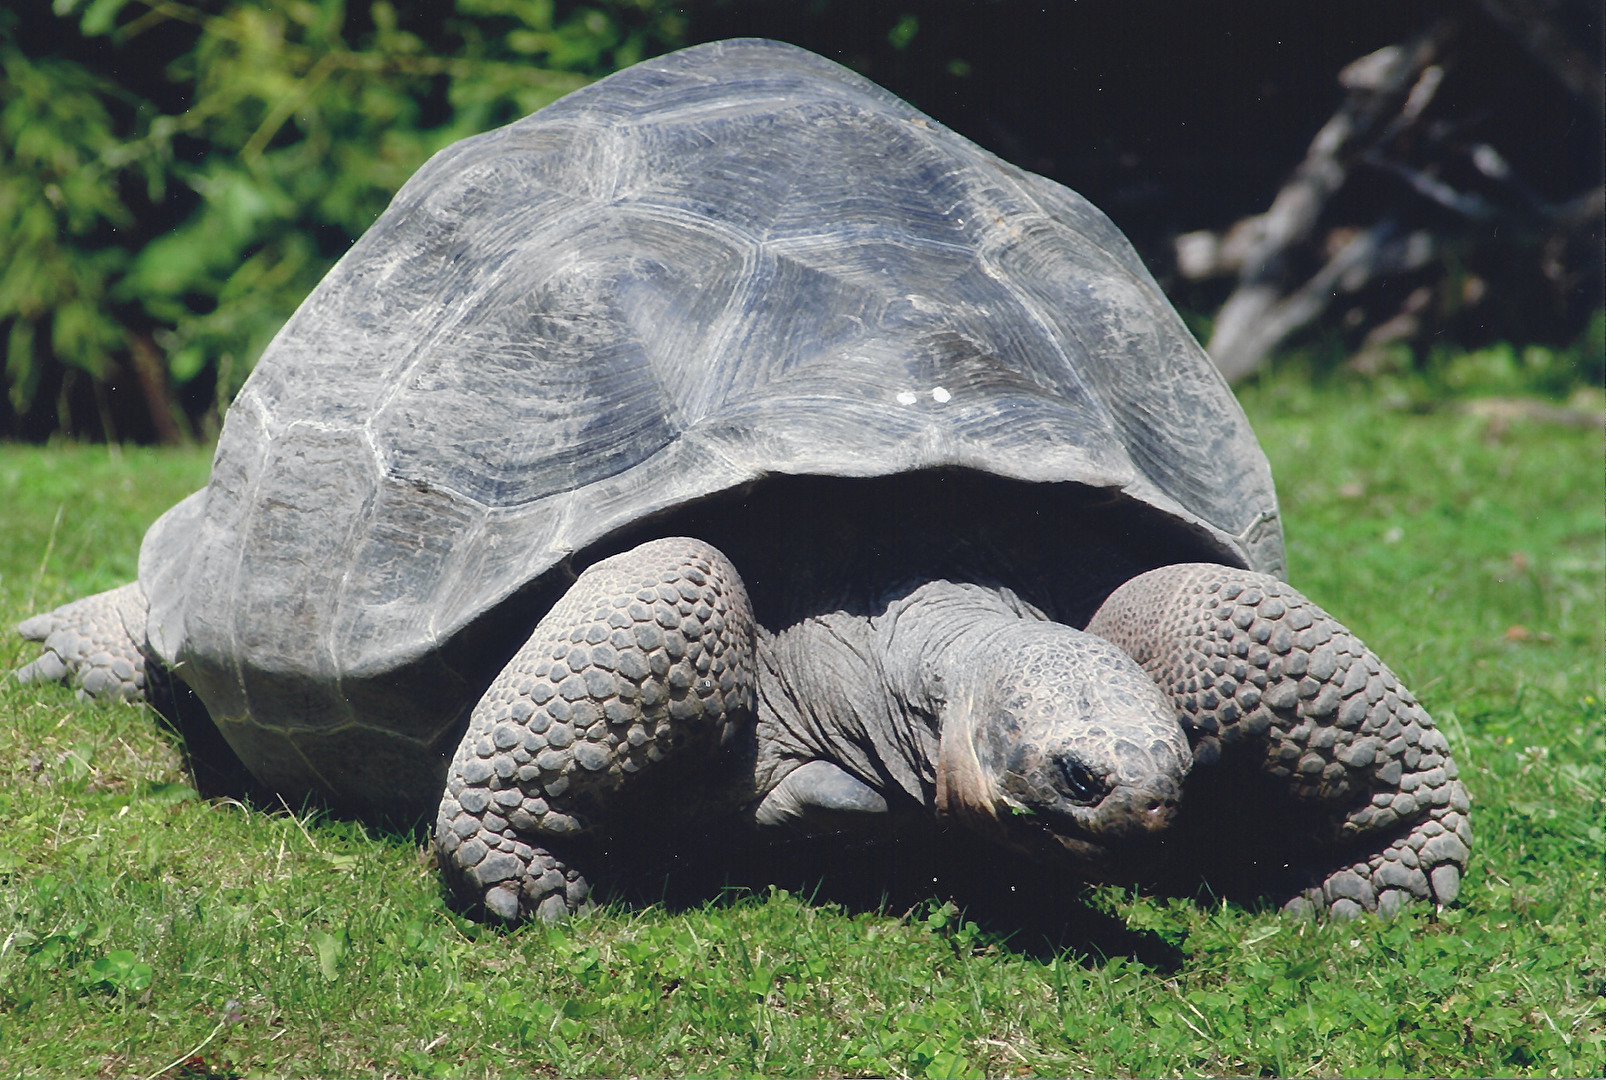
[0,0,682,441]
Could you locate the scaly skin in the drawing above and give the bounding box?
[14,583,149,702]
[1087,563,1471,917]
[435,537,758,923]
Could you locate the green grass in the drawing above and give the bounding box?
[0,369,1602,1078]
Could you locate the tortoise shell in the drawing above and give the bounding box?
[138,39,1283,816]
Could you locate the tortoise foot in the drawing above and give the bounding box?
[1089,563,1471,916]
[1284,801,1471,918]
[435,536,757,924]
[14,582,149,702]
[436,783,592,922]
[441,823,592,925]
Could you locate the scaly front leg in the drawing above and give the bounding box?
[436,537,758,924]
[1088,563,1471,918]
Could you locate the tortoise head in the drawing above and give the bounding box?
[935,623,1192,879]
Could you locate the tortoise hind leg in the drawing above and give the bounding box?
[1088,563,1471,918]
[436,536,758,924]
[16,582,261,799]
[15,582,149,702]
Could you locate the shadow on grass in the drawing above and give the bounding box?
[145,678,1242,972]
[580,822,1190,971]
[151,699,1191,970]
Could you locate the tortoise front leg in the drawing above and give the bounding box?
[436,537,757,924]
[1088,564,1471,918]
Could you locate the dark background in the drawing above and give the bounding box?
[695,3,1458,245]
[683,2,1600,339]
[3,0,1600,442]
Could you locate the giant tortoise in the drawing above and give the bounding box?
[16,38,1470,924]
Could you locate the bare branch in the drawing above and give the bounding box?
[1206,20,1458,380]
[1360,150,1499,221]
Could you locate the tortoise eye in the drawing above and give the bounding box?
[1057,756,1107,805]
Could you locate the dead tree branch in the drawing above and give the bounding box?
[1186,7,1600,383]
[1204,21,1457,381]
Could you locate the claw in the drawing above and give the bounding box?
[1429,863,1461,906]
[16,612,59,641]
[14,649,69,685]
[483,884,522,922]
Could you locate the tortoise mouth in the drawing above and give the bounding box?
[1014,797,1181,881]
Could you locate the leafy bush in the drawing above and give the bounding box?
[0,0,682,441]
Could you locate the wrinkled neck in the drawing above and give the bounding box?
[756,580,1047,809]
[875,581,1049,828]
[876,580,1049,713]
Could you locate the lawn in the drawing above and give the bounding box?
[0,362,1601,1078]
